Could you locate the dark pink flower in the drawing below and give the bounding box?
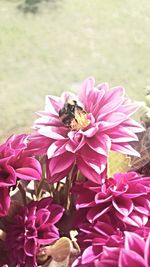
[31,78,143,183]
[72,229,150,267]
[71,215,123,267]
[0,134,42,217]
[75,172,150,228]
[72,172,150,266]
[5,197,64,267]
[99,231,150,267]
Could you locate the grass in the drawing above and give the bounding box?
[0,0,150,140]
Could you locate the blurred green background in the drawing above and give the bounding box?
[0,0,150,140]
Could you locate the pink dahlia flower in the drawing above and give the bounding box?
[72,228,150,267]
[5,197,64,267]
[99,231,150,267]
[74,172,150,228]
[0,134,41,217]
[71,216,123,267]
[31,78,144,183]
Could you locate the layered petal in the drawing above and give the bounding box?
[30,77,143,183]
[15,157,41,181]
[5,197,64,266]
[0,134,42,217]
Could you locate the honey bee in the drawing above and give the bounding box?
[59,100,90,131]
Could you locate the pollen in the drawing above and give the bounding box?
[59,100,90,131]
[70,110,90,131]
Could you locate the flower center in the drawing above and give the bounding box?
[59,100,90,131]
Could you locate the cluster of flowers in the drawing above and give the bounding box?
[0,78,149,267]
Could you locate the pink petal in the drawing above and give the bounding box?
[45,95,60,115]
[102,246,120,261]
[48,204,64,224]
[134,198,150,216]
[26,134,51,156]
[90,89,106,117]
[47,164,72,183]
[15,167,41,181]
[79,145,107,174]
[144,234,150,266]
[94,222,114,237]
[83,126,99,137]
[37,197,52,208]
[79,77,95,107]
[61,91,77,104]
[119,249,146,267]
[15,157,41,180]
[97,82,109,92]
[111,143,140,157]
[38,126,67,140]
[98,87,125,118]
[124,232,145,257]
[117,211,148,227]
[95,192,112,204]
[108,127,139,143]
[34,114,61,127]
[49,152,75,175]
[0,165,17,187]
[107,124,140,141]
[122,119,145,133]
[36,209,50,226]
[100,113,128,131]
[76,188,95,209]
[87,206,111,223]
[117,102,140,116]
[112,196,134,216]
[82,246,99,264]
[47,140,67,158]
[86,134,111,156]
[96,260,118,267]
[38,229,59,245]
[116,212,139,227]
[24,238,36,256]
[71,257,81,267]
[130,212,148,227]
[77,156,104,184]
[65,135,85,153]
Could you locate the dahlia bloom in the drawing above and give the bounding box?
[99,231,150,267]
[0,134,41,217]
[5,197,64,267]
[75,172,150,228]
[71,215,123,267]
[76,217,123,263]
[31,78,144,183]
[72,226,150,267]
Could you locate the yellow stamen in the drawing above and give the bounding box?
[70,110,90,131]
